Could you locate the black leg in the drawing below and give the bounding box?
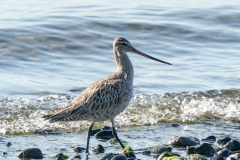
[86,123,94,154]
[111,120,125,149]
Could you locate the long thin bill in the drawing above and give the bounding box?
[131,47,172,65]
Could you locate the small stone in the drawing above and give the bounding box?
[170,123,181,127]
[217,137,231,146]
[73,147,85,153]
[90,128,101,136]
[123,146,133,153]
[217,148,232,157]
[189,154,208,160]
[95,130,114,141]
[201,136,216,144]
[6,142,11,147]
[111,154,127,160]
[123,151,136,159]
[224,140,240,151]
[101,153,117,160]
[18,148,43,159]
[210,155,224,160]
[55,153,64,160]
[149,144,172,154]
[157,152,180,160]
[71,155,81,160]
[169,136,200,147]
[1,152,7,157]
[187,143,215,156]
[142,150,151,155]
[226,153,240,160]
[194,143,215,157]
[102,126,112,131]
[91,144,105,154]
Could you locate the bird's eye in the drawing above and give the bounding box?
[122,42,127,46]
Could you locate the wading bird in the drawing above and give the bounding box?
[43,37,172,155]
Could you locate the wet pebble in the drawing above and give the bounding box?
[224,140,240,151]
[226,153,240,160]
[91,144,105,154]
[55,153,64,160]
[141,150,151,155]
[18,148,43,159]
[189,154,208,160]
[90,128,101,136]
[71,155,81,160]
[187,143,215,157]
[170,123,181,127]
[95,130,114,141]
[111,154,128,160]
[217,137,231,146]
[149,144,172,154]
[101,153,117,160]
[1,151,7,157]
[210,155,224,160]
[157,152,180,160]
[102,126,112,131]
[73,146,85,153]
[169,136,200,147]
[6,142,11,147]
[123,151,136,159]
[201,135,216,144]
[217,148,232,157]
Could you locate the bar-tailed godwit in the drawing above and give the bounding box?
[43,37,172,154]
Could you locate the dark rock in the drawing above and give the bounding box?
[111,154,127,160]
[157,152,181,160]
[194,143,215,157]
[101,153,117,160]
[224,140,240,151]
[91,144,105,154]
[123,151,136,159]
[73,147,85,153]
[95,130,114,141]
[226,153,240,160]
[170,123,181,127]
[149,144,172,154]
[18,148,43,159]
[189,154,208,160]
[1,152,7,157]
[142,150,151,155]
[201,136,216,144]
[210,155,224,160]
[217,137,231,146]
[217,148,232,157]
[169,136,200,147]
[186,146,196,154]
[102,126,112,131]
[55,153,64,160]
[90,128,101,136]
[71,155,81,160]
[187,143,215,156]
[6,142,11,147]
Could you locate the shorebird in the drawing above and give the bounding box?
[43,37,172,155]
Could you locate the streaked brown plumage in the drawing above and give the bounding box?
[43,37,171,155]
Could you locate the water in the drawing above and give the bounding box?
[0,0,240,159]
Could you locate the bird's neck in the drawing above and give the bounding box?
[114,49,134,80]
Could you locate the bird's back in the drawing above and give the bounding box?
[43,72,133,122]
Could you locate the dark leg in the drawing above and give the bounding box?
[111,120,125,149]
[86,123,94,154]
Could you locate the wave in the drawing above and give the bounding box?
[0,89,239,134]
